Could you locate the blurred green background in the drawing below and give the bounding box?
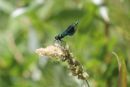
[0,0,129,87]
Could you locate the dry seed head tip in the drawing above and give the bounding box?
[35,45,65,58]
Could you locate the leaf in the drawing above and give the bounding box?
[112,52,127,87]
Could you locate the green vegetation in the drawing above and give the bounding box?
[0,0,129,87]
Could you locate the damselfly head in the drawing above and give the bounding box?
[55,35,61,40]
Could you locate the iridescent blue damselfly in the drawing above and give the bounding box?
[55,20,79,41]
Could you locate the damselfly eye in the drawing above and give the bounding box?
[55,35,60,40]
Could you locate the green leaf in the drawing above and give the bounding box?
[112,52,127,87]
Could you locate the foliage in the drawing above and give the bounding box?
[0,0,129,87]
